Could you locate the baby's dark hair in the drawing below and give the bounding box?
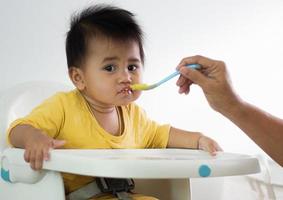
[65,5,144,68]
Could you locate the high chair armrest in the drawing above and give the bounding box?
[1,148,46,183]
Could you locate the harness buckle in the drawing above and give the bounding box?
[96,178,135,196]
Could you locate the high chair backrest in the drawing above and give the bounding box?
[0,81,71,151]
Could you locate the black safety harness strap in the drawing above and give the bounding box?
[66,178,135,200]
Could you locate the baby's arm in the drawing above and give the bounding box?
[167,127,222,155]
[9,124,65,170]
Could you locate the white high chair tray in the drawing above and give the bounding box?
[5,148,260,179]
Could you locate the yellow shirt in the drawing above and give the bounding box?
[7,89,170,193]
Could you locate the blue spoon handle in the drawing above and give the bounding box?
[155,64,200,87]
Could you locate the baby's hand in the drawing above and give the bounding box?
[198,135,222,156]
[24,131,65,170]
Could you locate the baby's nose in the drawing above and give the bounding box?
[119,70,132,83]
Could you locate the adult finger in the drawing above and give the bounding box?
[177,55,218,70]
[179,67,207,88]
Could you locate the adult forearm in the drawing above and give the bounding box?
[222,100,283,166]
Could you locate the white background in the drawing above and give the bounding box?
[1,0,283,157]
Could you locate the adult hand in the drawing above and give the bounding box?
[176,55,240,113]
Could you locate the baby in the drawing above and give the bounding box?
[7,5,222,200]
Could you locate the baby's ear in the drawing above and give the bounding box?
[68,67,85,90]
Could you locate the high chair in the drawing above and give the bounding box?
[0,81,261,200]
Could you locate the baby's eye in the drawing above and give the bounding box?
[128,65,138,71]
[103,65,116,72]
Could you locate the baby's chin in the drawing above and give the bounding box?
[115,93,141,106]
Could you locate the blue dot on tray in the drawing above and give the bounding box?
[198,164,211,177]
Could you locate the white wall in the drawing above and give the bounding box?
[1,0,283,156]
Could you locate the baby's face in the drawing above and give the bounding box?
[80,36,143,106]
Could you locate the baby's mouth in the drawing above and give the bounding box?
[119,87,133,94]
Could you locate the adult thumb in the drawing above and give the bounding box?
[180,67,207,87]
[52,139,66,149]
